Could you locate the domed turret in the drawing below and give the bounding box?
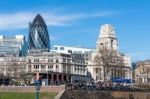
[96,24,118,51]
[99,24,116,38]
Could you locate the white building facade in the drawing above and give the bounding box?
[88,24,131,82]
[26,51,90,85]
[53,45,93,54]
[0,56,26,85]
[53,45,94,64]
[135,60,150,83]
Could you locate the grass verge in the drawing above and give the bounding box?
[0,92,57,99]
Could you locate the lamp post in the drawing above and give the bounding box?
[34,80,42,99]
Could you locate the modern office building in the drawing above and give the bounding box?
[53,45,93,54]
[28,14,50,52]
[53,45,94,64]
[88,24,131,82]
[0,35,26,57]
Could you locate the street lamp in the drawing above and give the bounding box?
[34,80,42,99]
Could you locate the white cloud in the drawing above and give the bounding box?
[49,35,56,41]
[0,13,34,30]
[0,11,118,30]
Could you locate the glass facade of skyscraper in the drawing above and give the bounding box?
[28,14,50,51]
[0,35,27,57]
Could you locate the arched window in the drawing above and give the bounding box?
[111,40,113,48]
[56,59,59,63]
[28,59,31,63]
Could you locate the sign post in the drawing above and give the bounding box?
[34,72,41,99]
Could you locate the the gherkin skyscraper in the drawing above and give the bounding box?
[28,14,50,51]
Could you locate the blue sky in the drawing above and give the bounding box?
[0,0,150,61]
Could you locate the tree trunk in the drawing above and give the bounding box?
[103,66,106,81]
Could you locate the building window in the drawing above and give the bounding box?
[34,65,39,69]
[48,59,53,62]
[63,59,66,63]
[111,40,113,48]
[37,65,39,69]
[56,65,59,68]
[28,59,31,63]
[85,58,88,61]
[48,65,53,69]
[83,70,85,74]
[67,59,70,63]
[68,50,72,53]
[63,65,66,71]
[60,47,64,50]
[55,47,58,50]
[56,59,59,63]
[34,59,39,62]
[41,65,45,69]
[28,65,31,69]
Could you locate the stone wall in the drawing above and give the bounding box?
[0,85,65,92]
[61,90,150,99]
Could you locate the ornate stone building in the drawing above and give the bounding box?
[88,24,131,82]
[26,51,89,85]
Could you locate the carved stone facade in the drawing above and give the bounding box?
[88,24,131,82]
[26,51,89,85]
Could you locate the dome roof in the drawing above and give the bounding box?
[28,14,50,51]
[100,24,116,38]
[32,14,46,26]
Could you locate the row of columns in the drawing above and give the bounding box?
[49,73,69,84]
[111,69,129,78]
[95,68,129,81]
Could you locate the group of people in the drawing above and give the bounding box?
[66,81,133,91]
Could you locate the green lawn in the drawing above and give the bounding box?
[0,92,57,99]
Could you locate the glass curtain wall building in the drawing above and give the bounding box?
[0,35,27,57]
[28,14,50,52]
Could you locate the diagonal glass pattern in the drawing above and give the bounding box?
[28,14,50,50]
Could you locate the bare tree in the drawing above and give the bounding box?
[6,57,26,84]
[94,45,124,81]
